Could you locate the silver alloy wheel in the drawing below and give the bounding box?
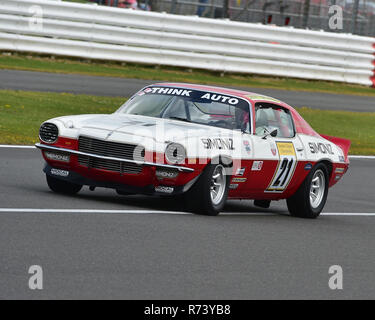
[310,169,325,209]
[210,164,226,205]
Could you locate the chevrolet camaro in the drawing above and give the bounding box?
[36,83,350,218]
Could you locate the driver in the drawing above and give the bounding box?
[235,108,250,132]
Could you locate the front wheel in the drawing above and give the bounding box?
[184,163,230,216]
[286,163,329,219]
[46,174,82,195]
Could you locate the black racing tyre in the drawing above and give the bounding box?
[286,163,329,219]
[46,174,82,195]
[184,163,230,216]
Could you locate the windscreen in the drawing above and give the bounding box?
[117,87,251,132]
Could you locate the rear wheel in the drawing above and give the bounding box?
[286,163,329,219]
[184,163,230,216]
[46,174,82,195]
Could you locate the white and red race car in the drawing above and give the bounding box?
[36,83,350,218]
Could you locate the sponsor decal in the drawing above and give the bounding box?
[229,184,239,190]
[270,141,277,156]
[335,167,345,174]
[44,152,70,163]
[155,186,174,194]
[334,175,342,181]
[308,142,334,155]
[143,88,243,106]
[277,142,296,156]
[50,168,69,177]
[243,140,251,154]
[266,142,297,192]
[235,167,246,176]
[232,177,247,183]
[144,87,192,96]
[339,156,345,163]
[201,138,234,150]
[200,93,239,105]
[304,163,313,171]
[155,169,179,179]
[251,161,263,171]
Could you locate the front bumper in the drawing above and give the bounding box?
[44,164,198,196]
[37,143,201,196]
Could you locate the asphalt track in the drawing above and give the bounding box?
[0,147,374,299]
[1,69,375,112]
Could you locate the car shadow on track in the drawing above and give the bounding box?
[69,189,290,216]
[22,183,290,216]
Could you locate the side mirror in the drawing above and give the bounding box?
[262,128,278,139]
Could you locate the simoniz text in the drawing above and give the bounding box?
[201,138,234,150]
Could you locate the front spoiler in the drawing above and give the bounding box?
[44,164,189,196]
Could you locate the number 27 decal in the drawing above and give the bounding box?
[266,142,297,192]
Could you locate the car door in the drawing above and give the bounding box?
[246,103,305,195]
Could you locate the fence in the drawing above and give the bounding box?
[0,0,374,86]
[98,0,375,37]
[152,0,375,37]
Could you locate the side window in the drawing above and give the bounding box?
[255,104,295,138]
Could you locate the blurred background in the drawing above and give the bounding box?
[85,0,375,36]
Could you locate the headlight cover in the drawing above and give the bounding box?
[39,122,58,144]
[165,143,186,164]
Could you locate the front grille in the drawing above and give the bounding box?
[39,123,58,143]
[79,136,144,160]
[78,136,144,174]
[78,155,142,174]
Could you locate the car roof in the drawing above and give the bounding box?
[151,82,320,138]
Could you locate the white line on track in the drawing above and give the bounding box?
[0,145,35,148]
[0,208,374,216]
[322,212,375,216]
[1,145,375,160]
[348,155,375,159]
[0,208,189,215]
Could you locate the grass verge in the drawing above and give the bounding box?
[1,53,375,97]
[297,107,375,155]
[0,90,374,154]
[0,90,123,145]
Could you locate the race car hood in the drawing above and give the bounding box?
[53,113,236,141]
[48,113,243,158]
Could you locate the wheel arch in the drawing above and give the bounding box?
[209,155,233,167]
[318,159,333,178]
[209,155,233,175]
[183,156,233,193]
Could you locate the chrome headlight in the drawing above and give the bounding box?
[39,122,58,144]
[165,143,186,164]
